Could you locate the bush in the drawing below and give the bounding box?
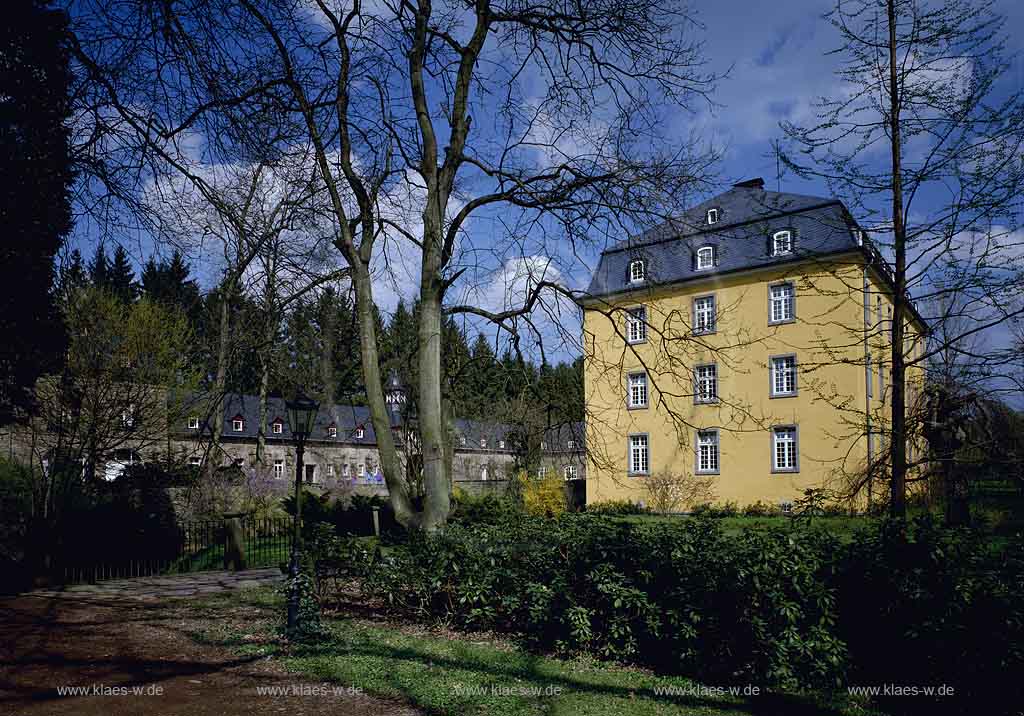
[586,499,648,515]
[449,489,521,527]
[741,500,779,517]
[352,513,1024,710]
[691,500,739,517]
[642,469,716,513]
[0,459,33,591]
[283,489,399,538]
[516,470,566,518]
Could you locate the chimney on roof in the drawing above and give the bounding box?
[733,177,765,189]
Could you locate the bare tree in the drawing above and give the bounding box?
[779,0,1024,518]
[68,0,720,529]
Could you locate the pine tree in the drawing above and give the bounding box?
[0,0,74,419]
[57,249,87,301]
[88,243,109,288]
[107,245,138,303]
[140,250,201,323]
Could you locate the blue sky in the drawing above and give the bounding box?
[68,0,1024,378]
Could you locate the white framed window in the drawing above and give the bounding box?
[358,463,365,477]
[628,434,649,475]
[696,430,719,474]
[232,418,244,432]
[460,436,467,446]
[273,459,284,479]
[769,283,795,323]
[626,306,647,344]
[481,466,489,480]
[693,295,716,334]
[567,440,575,449]
[480,438,487,448]
[327,464,334,477]
[706,208,719,225]
[355,427,364,439]
[629,259,645,283]
[188,416,200,430]
[772,426,798,472]
[328,425,337,438]
[772,230,793,255]
[628,372,648,408]
[696,246,715,270]
[780,500,794,515]
[694,364,718,403]
[538,466,547,479]
[771,355,797,396]
[499,440,505,449]
[272,421,283,435]
[564,464,578,480]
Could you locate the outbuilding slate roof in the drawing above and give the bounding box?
[177,392,584,455]
[586,179,862,299]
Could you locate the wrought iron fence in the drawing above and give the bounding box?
[59,515,292,584]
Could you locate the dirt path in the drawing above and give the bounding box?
[0,571,419,716]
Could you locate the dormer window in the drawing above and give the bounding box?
[499,440,505,449]
[706,208,719,225]
[772,230,793,256]
[188,416,200,430]
[232,417,244,432]
[629,258,645,283]
[328,424,337,438]
[480,438,487,448]
[354,427,364,439]
[696,245,715,270]
[460,436,467,446]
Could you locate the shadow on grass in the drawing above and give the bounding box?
[269,623,858,716]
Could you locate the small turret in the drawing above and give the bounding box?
[385,371,406,409]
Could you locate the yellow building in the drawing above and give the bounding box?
[582,178,926,511]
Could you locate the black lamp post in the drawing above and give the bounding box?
[285,389,319,633]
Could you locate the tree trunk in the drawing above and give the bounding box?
[320,292,336,406]
[887,0,908,520]
[352,264,419,528]
[211,280,233,468]
[417,288,451,531]
[256,253,277,464]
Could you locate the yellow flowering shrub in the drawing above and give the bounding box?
[516,470,566,518]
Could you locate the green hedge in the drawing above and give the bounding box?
[341,514,1023,712]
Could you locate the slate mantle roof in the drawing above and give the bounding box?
[175,392,585,455]
[586,179,864,299]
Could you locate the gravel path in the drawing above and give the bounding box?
[0,570,420,716]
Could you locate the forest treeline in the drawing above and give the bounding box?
[57,244,583,427]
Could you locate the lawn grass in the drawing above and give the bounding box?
[182,587,879,716]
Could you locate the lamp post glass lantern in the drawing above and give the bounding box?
[285,389,319,633]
